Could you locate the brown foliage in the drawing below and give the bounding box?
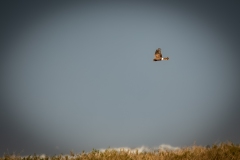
[1,142,240,160]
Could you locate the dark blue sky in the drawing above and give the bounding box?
[1,1,240,156]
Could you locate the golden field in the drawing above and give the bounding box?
[1,142,240,160]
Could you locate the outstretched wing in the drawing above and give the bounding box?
[155,48,162,59]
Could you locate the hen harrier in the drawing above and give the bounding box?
[153,48,169,61]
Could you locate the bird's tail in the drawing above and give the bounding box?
[162,57,169,60]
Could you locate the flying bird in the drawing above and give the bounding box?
[153,48,169,61]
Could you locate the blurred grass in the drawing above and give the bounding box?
[1,142,240,160]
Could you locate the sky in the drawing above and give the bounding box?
[1,0,240,156]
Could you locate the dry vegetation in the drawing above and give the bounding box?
[1,142,240,160]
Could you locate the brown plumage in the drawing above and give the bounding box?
[153,48,169,61]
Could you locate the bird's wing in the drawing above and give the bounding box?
[155,48,162,58]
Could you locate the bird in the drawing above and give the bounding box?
[153,48,169,61]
